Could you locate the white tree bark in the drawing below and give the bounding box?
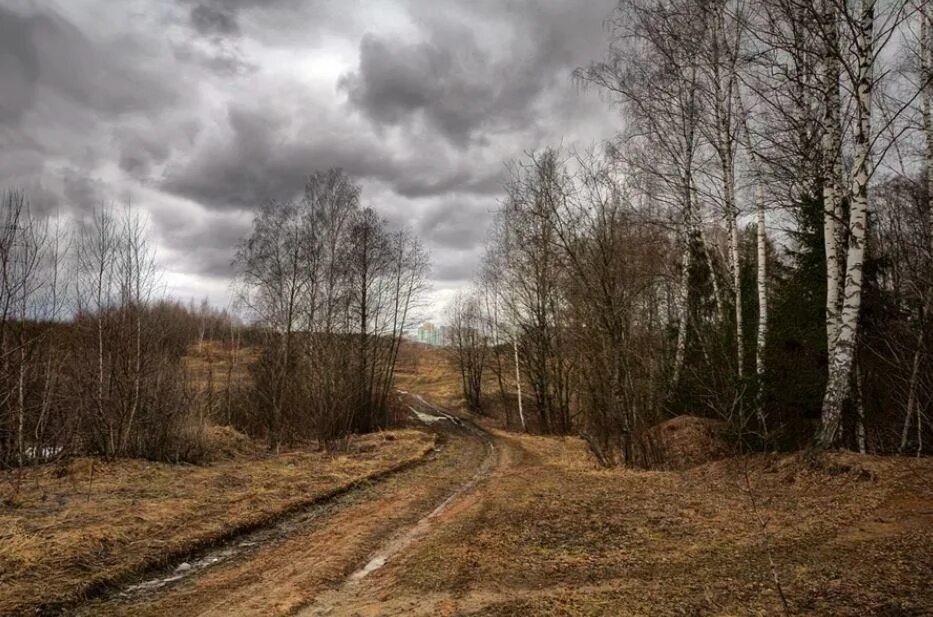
[672,155,697,390]
[821,1,846,356]
[734,86,769,431]
[708,3,743,380]
[754,182,768,432]
[513,335,526,432]
[692,185,726,324]
[728,205,744,379]
[820,0,876,447]
[673,232,691,389]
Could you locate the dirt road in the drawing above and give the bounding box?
[75,394,508,617]
[72,393,933,616]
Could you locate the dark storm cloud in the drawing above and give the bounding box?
[161,104,344,209]
[0,5,178,124]
[417,198,495,251]
[153,206,251,278]
[161,103,504,210]
[62,167,109,213]
[183,0,310,39]
[339,27,543,145]
[0,7,38,124]
[116,128,173,179]
[431,248,483,283]
[190,3,239,36]
[0,2,188,211]
[339,0,616,146]
[1,0,619,311]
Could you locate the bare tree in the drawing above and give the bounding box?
[448,292,488,414]
[235,169,427,448]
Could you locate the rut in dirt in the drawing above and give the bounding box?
[297,400,499,617]
[60,394,487,617]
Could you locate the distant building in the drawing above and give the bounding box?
[415,322,452,346]
[438,325,453,346]
[416,322,439,346]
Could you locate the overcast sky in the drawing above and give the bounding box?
[0,0,619,320]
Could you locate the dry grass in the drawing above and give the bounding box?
[0,429,435,616]
[182,340,258,392]
[388,431,933,616]
[645,414,734,470]
[394,343,529,431]
[394,343,463,408]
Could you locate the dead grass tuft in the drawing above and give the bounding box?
[202,425,258,460]
[644,414,732,470]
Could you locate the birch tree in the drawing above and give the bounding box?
[576,0,707,391]
[819,0,877,446]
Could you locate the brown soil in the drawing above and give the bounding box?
[76,416,489,617]
[300,430,932,616]
[0,430,434,616]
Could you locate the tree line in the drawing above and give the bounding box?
[449,0,931,463]
[0,191,231,467]
[0,169,427,468]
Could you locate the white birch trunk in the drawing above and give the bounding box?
[673,235,691,389]
[513,335,526,432]
[673,161,696,390]
[717,109,743,380]
[754,182,768,432]
[821,2,845,356]
[692,185,726,324]
[735,86,769,430]
[728,202,743,379]
[699,225,726,324]
[819,0,875,447]
[709,0,743,379]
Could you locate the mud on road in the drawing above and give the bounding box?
[74,394,504,617]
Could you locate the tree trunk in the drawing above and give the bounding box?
[820,0,875,447]
[821,1,845,356]
[903,5,932,454]
[754,182,768,433]
[16,334,25,467]
[513,336,526,432]
[728,206,744,379]
[856,361,867,454]
[673,235,691,390]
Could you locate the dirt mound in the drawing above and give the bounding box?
[204,425,257,459]
[647,415,732,470]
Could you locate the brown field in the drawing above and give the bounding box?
[0,429,434,616]
[2,341,930,616]
[394,342,463,407]
[330,431,933,616]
